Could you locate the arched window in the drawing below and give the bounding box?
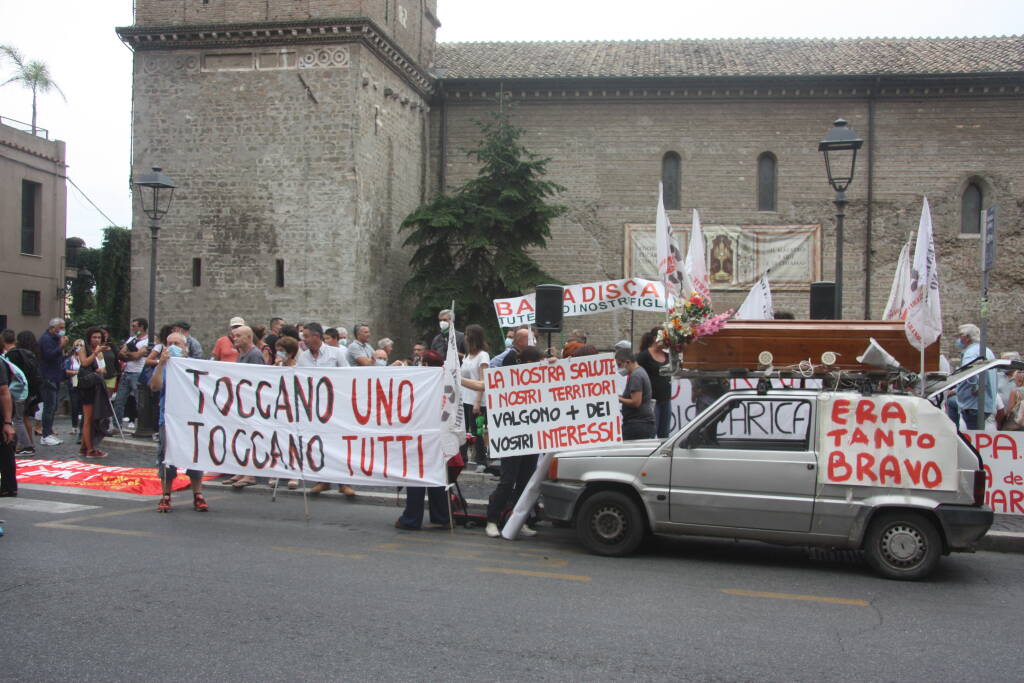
[757,152,777,211]
[961,182,982,234]
[661,152,681,210]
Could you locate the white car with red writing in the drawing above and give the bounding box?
[541,362,1007,580]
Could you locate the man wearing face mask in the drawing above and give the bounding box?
[37,318,66,446]
[149,332,209,513]
[615,348,656,440]
[954,323,998,430]
[429,309,466,358]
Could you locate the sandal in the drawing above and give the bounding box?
[232,478,256,489]
[193,494,209,512]
[157,494,172,513]
[88,450,108,458]
[287,480,299,489]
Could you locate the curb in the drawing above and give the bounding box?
[978,531,1024,554]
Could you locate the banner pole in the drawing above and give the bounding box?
[629,309,635,349]
[920,345,925,396]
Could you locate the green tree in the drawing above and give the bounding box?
[95,226,133,340]
[0,45,66,135]
[67,239,100,319]
[401,110,566,345]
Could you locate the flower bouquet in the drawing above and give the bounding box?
[657,292,733,374]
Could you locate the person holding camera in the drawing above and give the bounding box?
[113,318,149,432]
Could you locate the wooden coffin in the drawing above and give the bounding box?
[682,320,940,372]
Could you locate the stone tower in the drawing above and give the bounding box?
[117,1,439,348]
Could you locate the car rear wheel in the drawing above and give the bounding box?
[863,511,942,580]
[575,490,645,557]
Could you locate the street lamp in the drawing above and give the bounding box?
[818,118,863,320]
[133,165,175,438]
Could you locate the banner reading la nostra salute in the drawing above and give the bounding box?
[163,358,445,486]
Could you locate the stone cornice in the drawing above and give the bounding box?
[438,73,1024,103]
[0,137,66,166]
[116,17,435,96]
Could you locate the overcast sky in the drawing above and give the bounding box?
[1,0,1021,248]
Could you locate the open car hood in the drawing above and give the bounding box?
[924,358,1024,399]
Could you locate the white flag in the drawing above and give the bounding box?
[736,274,774,320]
[685,209,711,303]
[882,239,912,321]
[440,315,466,456]
[655,182,684,307]
[905,198,942,351]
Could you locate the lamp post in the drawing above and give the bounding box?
[818,118,863,320]
[133,166,175,438]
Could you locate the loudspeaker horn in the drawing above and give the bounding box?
[856,337,901,370]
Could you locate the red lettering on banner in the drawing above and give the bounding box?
[250,431,264,466]
[255,381,272,418]
[831,399,851,425]
[994,434,1019,460]
[487,371,505,390]
[623,279,637,296]
[274,377,293,423]
[231,428,250,466]
[828,451,852,481]
[640,282,659,297]
[352,378,371,425]
[874,429,894,449]
[379,435,394,478]
[287,434,303,470]
[342,435,358,475]
[397,435,412,477]
[851,428,869,445]
[607,281,622,299]
[563,289,576,303]
[294,376,314,422]
[904,459,923,486]
[880,401,907,424]
[856,453,878,482]
[189,421,203,463]
[496,301,512,315]
[582,285,596,303]
[517,299,534,314]
[305,435,324,472]
[855,401,877,424]
[973,432,992,454]
[262,432,280,469]
[186,368,209,413]
[375,379,394,425]
[316,377,334,423]
[209,426,227,466]
[418,435,425,478]
[826,428,847,447]
[213,377,234,416]
[360,437,375,476]
[922,462,942,488]
[236,379,254,418]
[918,432,935,449]
[878,456,901,485]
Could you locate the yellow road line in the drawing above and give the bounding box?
[273,545,368,560]
[395,533,584,555]
[35,522,156,537]
[373,542,570,568]
[477,567,591,582]
[722,589,868,606]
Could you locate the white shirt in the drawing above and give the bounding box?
[461,350,490,406]
[123,334,150,374]
[297,344,349,367]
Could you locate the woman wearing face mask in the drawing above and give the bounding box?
[267,336,301,490]
[149,331,209,512]
[615,348,656,440]
[76,327,112,458]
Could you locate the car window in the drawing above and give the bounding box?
[688,398,813,451]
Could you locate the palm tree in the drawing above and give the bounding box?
[1,45,66,135]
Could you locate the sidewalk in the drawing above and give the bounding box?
[16,415,1024,553]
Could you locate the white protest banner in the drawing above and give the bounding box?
[818,394,958,491]
[685,209,711,303]
[962,430,1024,516]
[905,197,943,351]
[735,274,774,320]
[163,358,445,486]
[882,239,912,321]
[485,353,621,458]
[493,278,667,328]
[655,182,685,306]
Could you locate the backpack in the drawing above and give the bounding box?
[4,348,40,401]
[2,355,29,402]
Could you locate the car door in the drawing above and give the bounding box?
[669,396,817,532]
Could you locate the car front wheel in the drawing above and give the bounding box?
[575,490,645,557]
[863,510,942,580]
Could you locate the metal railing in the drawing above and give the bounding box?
[0,115,49,139]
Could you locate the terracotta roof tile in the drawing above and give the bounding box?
[435,36,1024,79]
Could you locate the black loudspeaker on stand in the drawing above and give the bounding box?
[809,281,836,320]
[534,284,564,332]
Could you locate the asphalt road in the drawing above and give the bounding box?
[2,482,1021,682]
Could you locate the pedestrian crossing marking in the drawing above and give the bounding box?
[0,498,101,514]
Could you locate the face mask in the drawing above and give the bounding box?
[504,338,513,349]
[374,359,387,367]
[339,339,348,347]
[618,365,629,376]
[439,320,450,332]
[58,330,66,337]
[955,339,966,351]
[169,346,184,358]
[276,351,287,359]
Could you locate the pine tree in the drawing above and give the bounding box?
[401,110,566,343]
